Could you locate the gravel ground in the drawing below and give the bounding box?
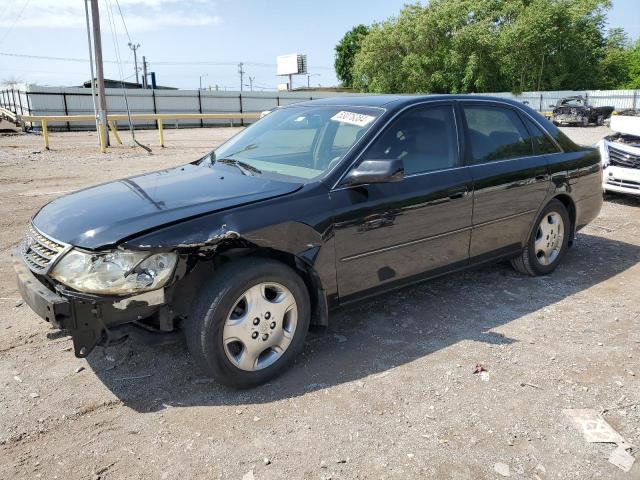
[0,125,639,479]
[558,126,611,146]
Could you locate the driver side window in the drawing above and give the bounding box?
[362,105,458,175]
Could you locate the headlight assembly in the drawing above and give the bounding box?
[50,249,177,295]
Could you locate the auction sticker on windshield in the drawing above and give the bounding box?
[331,111,376,127]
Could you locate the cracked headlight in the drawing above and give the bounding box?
[50,249,177,295]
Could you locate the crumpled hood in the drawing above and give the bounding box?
[32,162,302,249]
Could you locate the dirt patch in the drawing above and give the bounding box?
[1,126,639,479]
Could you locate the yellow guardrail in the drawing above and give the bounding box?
[20,112,261,152]
[0,106,17,122]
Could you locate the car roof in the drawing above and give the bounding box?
[290,94,531,111]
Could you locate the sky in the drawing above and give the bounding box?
[0,0,638,91]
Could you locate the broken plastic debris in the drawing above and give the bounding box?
[608,445,635,472]
[494,462,510,477]
[564,408,637,472]
[473,363,487,374]
[242,470,254,480]
[563,409,625,443]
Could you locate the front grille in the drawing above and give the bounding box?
[608,145,640,169]
[20,224,68,273]
[606,177,640,190]
[555,106,579,114]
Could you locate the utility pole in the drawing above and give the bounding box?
[128,42,141,85]
[90,0,109,146]
[247,76,254,92]
[306,73,320,89]
[199,73,208,90]
[237,62,245,92]
[142,56,148,88]
[83,0,99,144]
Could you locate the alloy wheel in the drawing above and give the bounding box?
[534,211,564,266]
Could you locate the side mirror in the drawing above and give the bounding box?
[343,159,404,186]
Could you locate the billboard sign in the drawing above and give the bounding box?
[277,54,307,76]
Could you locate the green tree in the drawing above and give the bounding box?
[598,28,633,89]
[625,39,640,88]
[334,24,370,88]
[351,0,616,94]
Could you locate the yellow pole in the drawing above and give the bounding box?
[98,123,106,153]
[157,118,165,147]
[108,120,122,145]
[42,120,49,150]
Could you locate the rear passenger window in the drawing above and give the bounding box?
[523,117,562,154]
[363,105,458,175]
[462,106,534,162]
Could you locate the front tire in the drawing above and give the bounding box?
[511,199,570,276]
[185,257,310,388]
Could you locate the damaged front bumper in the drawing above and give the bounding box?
[12,249,166,357]
[553,113,585,125]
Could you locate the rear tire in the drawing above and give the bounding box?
[511,199,571,276]
[185,257,310,388]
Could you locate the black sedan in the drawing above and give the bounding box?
[13,95,603,388]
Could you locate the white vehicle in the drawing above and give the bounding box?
[598,112,640,197]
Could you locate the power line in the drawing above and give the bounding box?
[0,0,32,47]
[0,1,21,27]
[0,51,334,70]
[104,0,142,149]
[0,51,115,63]
[113,0,133,45]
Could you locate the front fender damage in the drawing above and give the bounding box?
[132,220,332,327]
[175,225,248,254]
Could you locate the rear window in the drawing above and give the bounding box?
[523,117,562,155]
[463,105,534,163]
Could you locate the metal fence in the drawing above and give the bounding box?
[1,86,638,131]
[0,87,362,131]
[470,89,640,112]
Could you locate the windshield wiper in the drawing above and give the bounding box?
[216,157,262,176]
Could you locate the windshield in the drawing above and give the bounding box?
[561,98,585,107]
[209,105,383,181]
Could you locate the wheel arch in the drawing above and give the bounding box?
[550,193,577,246]
[172,244,329,328]
[235,246,329,328]
[523,193,577,252]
